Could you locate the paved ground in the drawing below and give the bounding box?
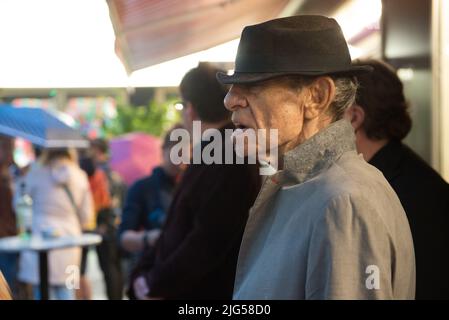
[86,249,107,300]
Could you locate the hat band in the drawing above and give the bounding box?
[235,53,351,73]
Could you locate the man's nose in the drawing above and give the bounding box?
[224,86,248,112]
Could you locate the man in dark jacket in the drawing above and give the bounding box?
[129,63,260,299]
[346,59,449,299]
[118,124,183,275]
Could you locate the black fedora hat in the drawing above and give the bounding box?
[217,15,372,84]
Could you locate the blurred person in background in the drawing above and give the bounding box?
[12,144,44,300]
[346,59,449,299]
[75,155,99,300]
[0,136,18,297]
[17,148,94,300]
[129,63,261,300]
[90,138,127,218]
[118,124,185,281]
[79,154,124,300]
[0,270,12,300]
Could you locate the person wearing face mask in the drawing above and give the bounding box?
[17,148,94,300]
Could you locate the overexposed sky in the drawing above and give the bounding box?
[0,0,239,88]
[0,0,129,87]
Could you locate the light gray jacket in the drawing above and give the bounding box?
[233,120,415,300]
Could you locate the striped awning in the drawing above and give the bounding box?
[107,0,290,72]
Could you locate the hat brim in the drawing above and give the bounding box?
[217,65,373,85]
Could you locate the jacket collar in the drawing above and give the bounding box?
[280,119,356,185]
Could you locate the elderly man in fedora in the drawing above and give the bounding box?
[218,15,415,299]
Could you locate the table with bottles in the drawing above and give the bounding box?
[0,233,102,300]
[6,179,102,299]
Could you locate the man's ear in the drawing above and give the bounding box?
[303,76,336,120]
[344,104,365,132]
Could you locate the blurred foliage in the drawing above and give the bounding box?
[103,99,181,138]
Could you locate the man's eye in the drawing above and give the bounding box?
[243,83,262,93]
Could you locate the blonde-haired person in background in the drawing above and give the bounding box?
[17,148,95,300]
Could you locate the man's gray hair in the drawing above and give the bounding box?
[329,76,359,120]
[283,75,359,120]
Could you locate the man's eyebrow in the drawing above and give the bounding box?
[239,82,265,92]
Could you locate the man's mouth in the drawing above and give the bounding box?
[232,123,253,140]
[234,121,253,131]
[235,124,250,130]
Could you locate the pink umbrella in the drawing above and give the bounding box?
[110,132,162,186]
